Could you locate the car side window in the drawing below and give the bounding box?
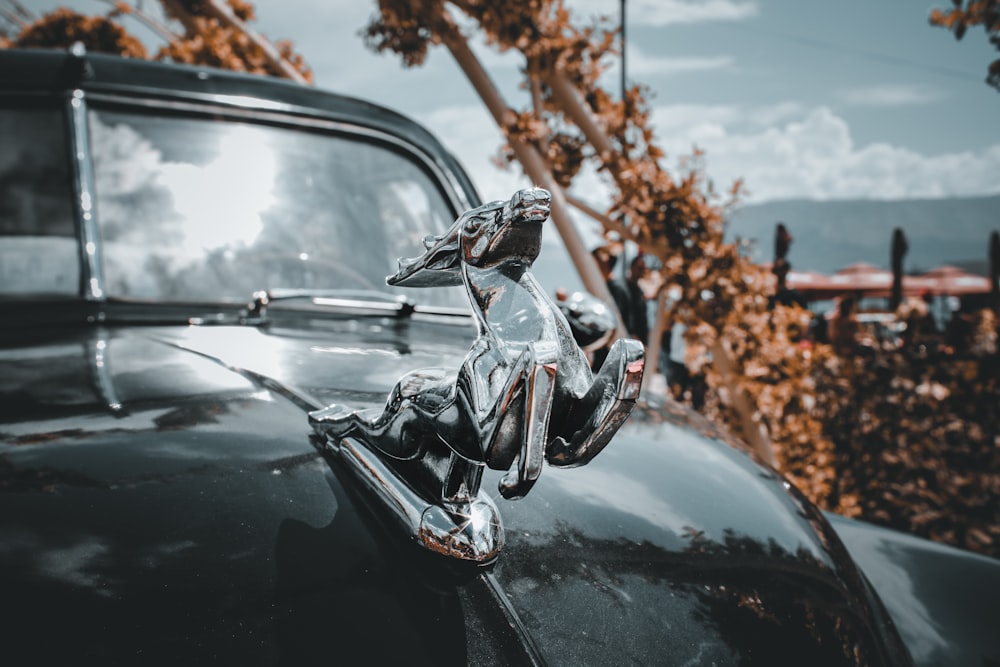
[0,100,80,297]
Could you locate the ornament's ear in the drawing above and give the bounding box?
[387,198,506,288]
[387,220,464,288]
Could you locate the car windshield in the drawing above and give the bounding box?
[2,102,470,309]
[89,107,468,308]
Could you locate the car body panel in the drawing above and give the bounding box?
[0,323,522,664]
[827,512,1000,667]
[1,321,909,664]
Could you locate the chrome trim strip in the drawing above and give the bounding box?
[325,435,505,563]
[68,89,104,301]
[88,331,123,413]
[479,573,547,666]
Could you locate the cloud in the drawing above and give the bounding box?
[640,0,759,26]
[419,96,1000,207]
[837,84,947,107]
[628,52,735,77]
[420,101,1000,207]
[655,102,805,133]
[570,0,759,26]
[651,104,1000,202]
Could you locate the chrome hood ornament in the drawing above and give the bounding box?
[310,188,643,563]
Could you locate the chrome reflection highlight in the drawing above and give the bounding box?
[310,188,644,562]
[557,290,617,351]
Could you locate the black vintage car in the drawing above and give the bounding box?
[1,47,998,666]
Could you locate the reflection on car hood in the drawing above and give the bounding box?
[0,322,910,664]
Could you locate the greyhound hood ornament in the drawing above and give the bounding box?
[310,187,644,563]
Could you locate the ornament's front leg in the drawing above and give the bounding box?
[546,338,644,468]
[472,341,558,499]
[497,344,558,500]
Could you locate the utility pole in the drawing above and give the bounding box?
[620,0,626,103]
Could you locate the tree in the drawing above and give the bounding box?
[929,0,1000,91]
[0,0,311,83]
[2,6,147,56]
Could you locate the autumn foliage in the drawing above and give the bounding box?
[157,0,312,80]
[930,0,1000,91]
[1,0,311,82]
[367,0,999,557]
[819,335,999,553]
[9,7,148,57]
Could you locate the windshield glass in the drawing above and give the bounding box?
[0,101,79,297]
[89,107,467,307]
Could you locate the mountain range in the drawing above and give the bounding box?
[725,194,1000,276]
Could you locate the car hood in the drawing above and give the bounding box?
[0,321,910,665]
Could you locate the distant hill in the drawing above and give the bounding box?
[726,195,1000,275]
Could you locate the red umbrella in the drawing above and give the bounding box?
[785,270,843,299]
[900,274,939,296]
[829,263,894,293]
[759,262,843,299]
[917,265,991,296]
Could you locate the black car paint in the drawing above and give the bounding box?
[826,512,1000,667]
[1,48,997,665]
[0,319,909,664]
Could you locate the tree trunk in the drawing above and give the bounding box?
[438,16,626,338]
[710,338,776,468]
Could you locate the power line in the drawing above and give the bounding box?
[719,21,984,85]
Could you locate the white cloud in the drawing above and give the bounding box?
[655,102,804,134]
[570,0,759,26]
[628,52,735,77]
[641,0,759,26]
[420,101,1000,208]
[651,104,1000,202]
[837,84,946,107]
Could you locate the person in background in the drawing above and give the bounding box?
[667,319,688,398]
[592,246,629,326]
[623,253,650,346]
[898,290,941,352]
[591,246,628,370]
[945,304,975,354]
[829,293,860,355]
[590,246,652,370]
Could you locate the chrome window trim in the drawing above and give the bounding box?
[68,89,105,301]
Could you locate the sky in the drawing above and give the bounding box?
[14,0,1000,208]
[251,0,1000,207]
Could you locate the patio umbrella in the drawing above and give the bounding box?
[918,265,991,296]
[784,270,843,299]
[829,262,894,294]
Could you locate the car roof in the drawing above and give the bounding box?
[0,47,480,205]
